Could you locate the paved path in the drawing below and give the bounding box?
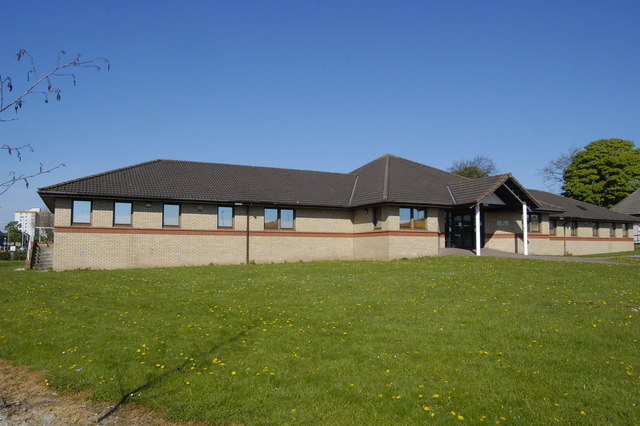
[437,247,635,264]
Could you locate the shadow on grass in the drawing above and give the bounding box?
[96,324,255,423]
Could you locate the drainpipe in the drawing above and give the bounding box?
[475,203,481,256]
[522,203,528,256]
[246,205,250,264]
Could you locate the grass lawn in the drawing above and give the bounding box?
[0,257,638,424]
[576,245,640,264]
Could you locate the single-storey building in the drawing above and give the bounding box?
[37,154,638,270]
[611,188,640,244]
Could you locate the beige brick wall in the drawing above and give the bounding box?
[53,232,247,271]
[250,235,352,263]
[388,235,439,259]
[132,201,162,228]
[353,235,389,260]
[51,197,634,270]
[54,199,72,226]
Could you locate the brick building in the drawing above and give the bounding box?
[38,154,638,271]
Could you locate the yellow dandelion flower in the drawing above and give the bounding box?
[433,394,440,398]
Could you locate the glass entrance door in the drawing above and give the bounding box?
[445,210,475,249]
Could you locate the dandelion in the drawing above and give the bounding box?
[580,410,586,416]
[433,394,440,398]
[423,406,430,411]
[231,371,237,375]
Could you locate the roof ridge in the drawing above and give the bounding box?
[38,159,164,191]
[162,159,353,177]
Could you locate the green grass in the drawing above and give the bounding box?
[0,258,638,424]
[576,245,640,258]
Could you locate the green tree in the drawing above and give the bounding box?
[4,221,22,244]
[562,139,640,208]
[448,155,497,178]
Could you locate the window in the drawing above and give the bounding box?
[399,207,426,229]
[622,223,628,237]
[549,219,556,236]
[570,221,578,237]
[529,214,540,232]
[218,206,233,228]
[72,200,92,224]
[592,222,599,237]
[609,223,615,237]
[114,202,132,225]
[163,204,180,226]
[373,207,382,229]
[264,208,294,230]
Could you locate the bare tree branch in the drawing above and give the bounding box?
[538,146,580,192]
[1,49,108,196]
[0,163,65,196]
[0,49,109,115]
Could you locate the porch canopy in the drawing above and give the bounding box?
[447,174,541,256]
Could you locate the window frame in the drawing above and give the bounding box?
[113,201,133,226]
[570,220,578,237]
[264,208,295,230]
[163,203,181,227]
[592,222,599,237]
[609,223,615,237]
[373,207,382,229]
[549,219,557,236]
[529,213,541,233]
[71,200,92,225]
[399,207,427,230]
[217,206,234,229]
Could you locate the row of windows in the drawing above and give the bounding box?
[549,220,630,237]
[71,201,294,230]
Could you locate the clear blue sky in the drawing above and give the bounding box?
[2,0,639,226]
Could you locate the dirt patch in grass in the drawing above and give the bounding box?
[0,360,206,425]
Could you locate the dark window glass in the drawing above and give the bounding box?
[163,204,180,226]
[549,219,556,235]
[592,222,599,237]
[373,207,382,228]
[609,223,615,237]
[571,221,578,236]
[218,206,233,228]
[114,202,132,225]
[72,200,92,224]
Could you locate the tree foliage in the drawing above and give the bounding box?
[1,49,109,195]
[3,221,21,244]
[561,139,640,208]
[448,155,497,178]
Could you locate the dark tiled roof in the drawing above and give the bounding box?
[611,189,640,216]
[528,189,639,222]
[38,155,638,224]
[39,160,358,208]
[350,154,468,206]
